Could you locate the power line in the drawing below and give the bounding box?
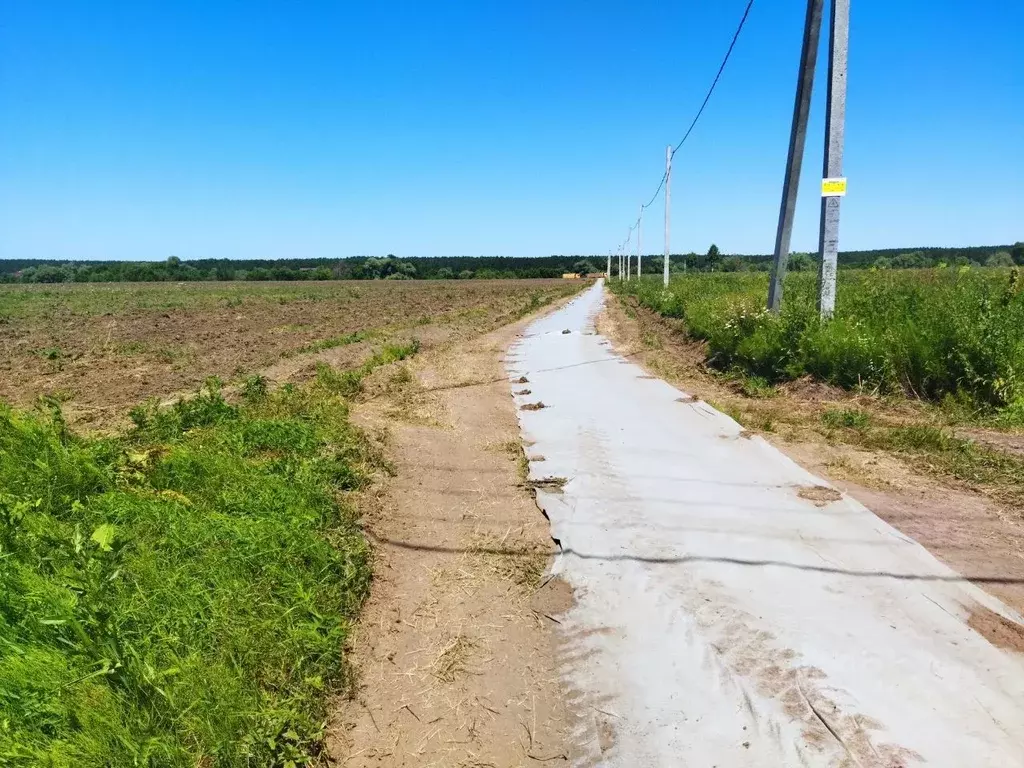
[635,0,757,214]
[671,0,756,158]
[619,219,639,251]
[642,174,667,211]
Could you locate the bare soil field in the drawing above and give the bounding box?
[0,279,579,430]
[600,294,1024,624]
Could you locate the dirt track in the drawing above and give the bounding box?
[330,304,571,766]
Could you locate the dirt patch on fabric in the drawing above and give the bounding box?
[532,576,576,616]
[329,301,571,766]
[797,485,844,506]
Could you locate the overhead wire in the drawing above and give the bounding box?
[629,0,757,223]
[670,0,755,158]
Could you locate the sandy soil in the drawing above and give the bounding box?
[328,303,573,766]
[598,291,1024,626]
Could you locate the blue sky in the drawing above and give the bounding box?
[1,1,1021,261]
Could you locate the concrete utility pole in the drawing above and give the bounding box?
[626,237,631,281]
[607,251,612,279]
[663,145,672,287]
[768,0,824,312]
[637,207,643,280]
[817,0,849,318]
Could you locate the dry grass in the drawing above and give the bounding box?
[461,529,550,593]
[498,549,548,589]
[361,355,452,428]
[487,439,531,483]
[796,485,844,507]
[432,634,477,683]
[490,545,548,590]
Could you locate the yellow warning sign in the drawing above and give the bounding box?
[821,177,848,197]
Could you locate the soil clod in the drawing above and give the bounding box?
[797,485,844,506]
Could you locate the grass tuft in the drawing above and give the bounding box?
[822,407,871,431]
[739,375,776,399]
[313,338,420,399]
[298,330,371,355]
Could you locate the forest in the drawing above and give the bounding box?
[2,244,1021,283]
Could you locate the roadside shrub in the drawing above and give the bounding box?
[241,373,268,401]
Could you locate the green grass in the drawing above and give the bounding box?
[311,339,420,399]
[738,375,776,399]
[0,373,378,765]
[296,330,371,355]
[614,268,1024,418]
[821,407,871,431]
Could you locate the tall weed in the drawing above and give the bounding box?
[616,268,1024,415]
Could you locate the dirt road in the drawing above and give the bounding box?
[508,281,1024,767]
[331,305,570,766]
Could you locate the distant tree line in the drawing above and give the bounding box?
[0,255,599,284]
[2,245,1020,284]
[632,243,1024,276]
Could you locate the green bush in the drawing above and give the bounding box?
[0,376,372,765]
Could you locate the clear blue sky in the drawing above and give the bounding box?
[1,1,1021,261]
